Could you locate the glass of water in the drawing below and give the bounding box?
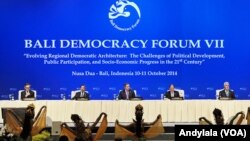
[9,94,14,100]
[61,93,66,100]
[161,94,164,100]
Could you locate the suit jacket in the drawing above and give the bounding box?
[118,89,135,100]
[219,89,235,99]
[165,90,180,99]
[72,91,89,100]
[21,90,35,100]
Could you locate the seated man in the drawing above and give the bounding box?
[72,84,90,100]
[118,83,135,100]
[21,83,35,100]
[219,82,235,99]
[164,84,180,99]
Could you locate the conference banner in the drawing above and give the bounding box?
[0,0,249,100]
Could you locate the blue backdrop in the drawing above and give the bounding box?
[0,0,249,100]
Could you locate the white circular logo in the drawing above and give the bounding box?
[109,0,141,31]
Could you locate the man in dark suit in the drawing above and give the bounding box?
[118,83,135,100]
[164,84,180,99]
[21,83,35,100]
[72,85,90,100]
[219,82,235,99]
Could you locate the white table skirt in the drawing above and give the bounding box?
[0,100,249,126]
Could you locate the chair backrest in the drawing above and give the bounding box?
[18,90,37,100]
[71,90,89,99]
[134,90,137,96]
[71,90,79,99]
[216,89,223,99]
[175,89,184,98]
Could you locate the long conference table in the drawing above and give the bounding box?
[0,100,249,126]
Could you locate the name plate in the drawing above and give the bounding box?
[76,98,89,101]
[219,97,233,100]
[171,97,184,100]
[22,98,36,101]
[130,97,143,101]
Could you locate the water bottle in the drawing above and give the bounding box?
[9,94,14,101]
[9,94,12,101]
[113,94,117,100]
[61,93,66,100]
[161,94,164,100]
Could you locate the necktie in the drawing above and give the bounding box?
[26,91,29,97]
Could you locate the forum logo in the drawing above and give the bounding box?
[109,0,141,31]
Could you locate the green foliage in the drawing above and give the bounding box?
[32,130,50,141]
